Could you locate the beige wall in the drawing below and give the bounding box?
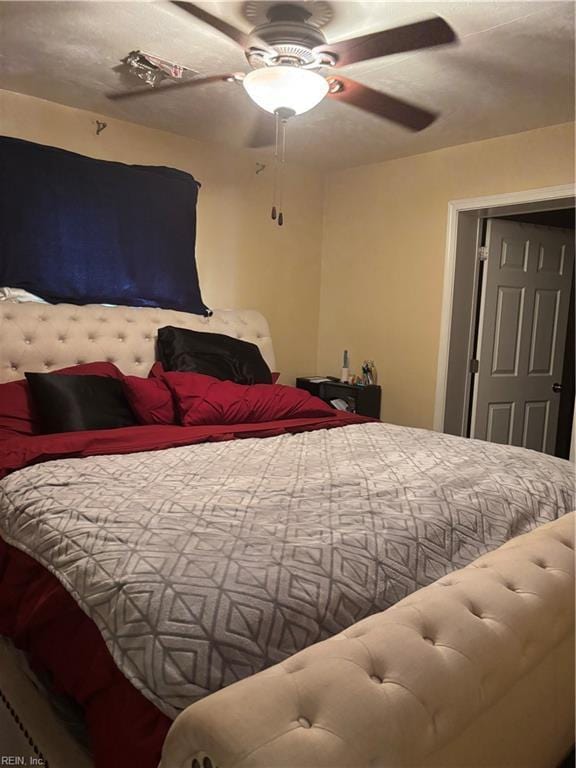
[0,89,325,382]
[318,122,575,429]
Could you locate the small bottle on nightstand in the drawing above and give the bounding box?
[341,350,349,383]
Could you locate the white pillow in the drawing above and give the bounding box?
[0,287,48,303]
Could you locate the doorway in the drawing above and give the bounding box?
[434,186,575,459]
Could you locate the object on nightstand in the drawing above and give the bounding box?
[341,350,349,384]
[361,360,378,385]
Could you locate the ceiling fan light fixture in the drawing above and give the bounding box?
[243,66,328,115]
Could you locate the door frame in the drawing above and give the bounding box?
[434,184,575,439]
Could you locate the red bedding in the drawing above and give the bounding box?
[0,412,369,767]
[0,537,171,768]
[162,371,335,425]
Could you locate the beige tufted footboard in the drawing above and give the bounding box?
[160,513,575,768]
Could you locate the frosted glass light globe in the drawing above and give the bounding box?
[243,66,329,115]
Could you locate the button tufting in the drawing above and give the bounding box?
[297,717,311,729]
[370,674,383,684]
[423,636,435,645]
[24,338,31,344]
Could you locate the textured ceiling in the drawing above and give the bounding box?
[0,1,574,170]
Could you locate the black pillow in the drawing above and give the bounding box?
[26,373,138,434]
[157,326,272,385]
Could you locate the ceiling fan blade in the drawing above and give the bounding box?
[107,74,236,102]
[316,17,456,68]
[327,75,437,132]
[171,2,268,50]
[245,111,276,148]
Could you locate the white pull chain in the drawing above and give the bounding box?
[270,108,294,227]
[271,111,280,222]
[278,115,287,226]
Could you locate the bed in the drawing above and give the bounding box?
[0,301,573,768]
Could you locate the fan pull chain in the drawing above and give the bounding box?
[277,115,287,226]
[270,108,294,227]
[271,111,280,222]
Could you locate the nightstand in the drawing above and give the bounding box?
[296,377,381,419]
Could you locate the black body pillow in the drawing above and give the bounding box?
[157,326,272,385]
[26,373,137,433]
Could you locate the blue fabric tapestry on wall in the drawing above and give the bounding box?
[0,136,210,315]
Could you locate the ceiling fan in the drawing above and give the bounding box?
[108,1,458,144]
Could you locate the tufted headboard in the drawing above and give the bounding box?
[0,303,275,384]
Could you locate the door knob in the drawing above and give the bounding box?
[552,382,563,393]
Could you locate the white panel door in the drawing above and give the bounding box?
[471,218,574,454]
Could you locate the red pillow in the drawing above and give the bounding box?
[123,376,176,425]
[0,362,123,440]
[163,371,334,427]
[148,361,165,379]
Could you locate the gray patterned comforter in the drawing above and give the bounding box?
[0,422,573,718]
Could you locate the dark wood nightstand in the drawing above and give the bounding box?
[296,377,381,419]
